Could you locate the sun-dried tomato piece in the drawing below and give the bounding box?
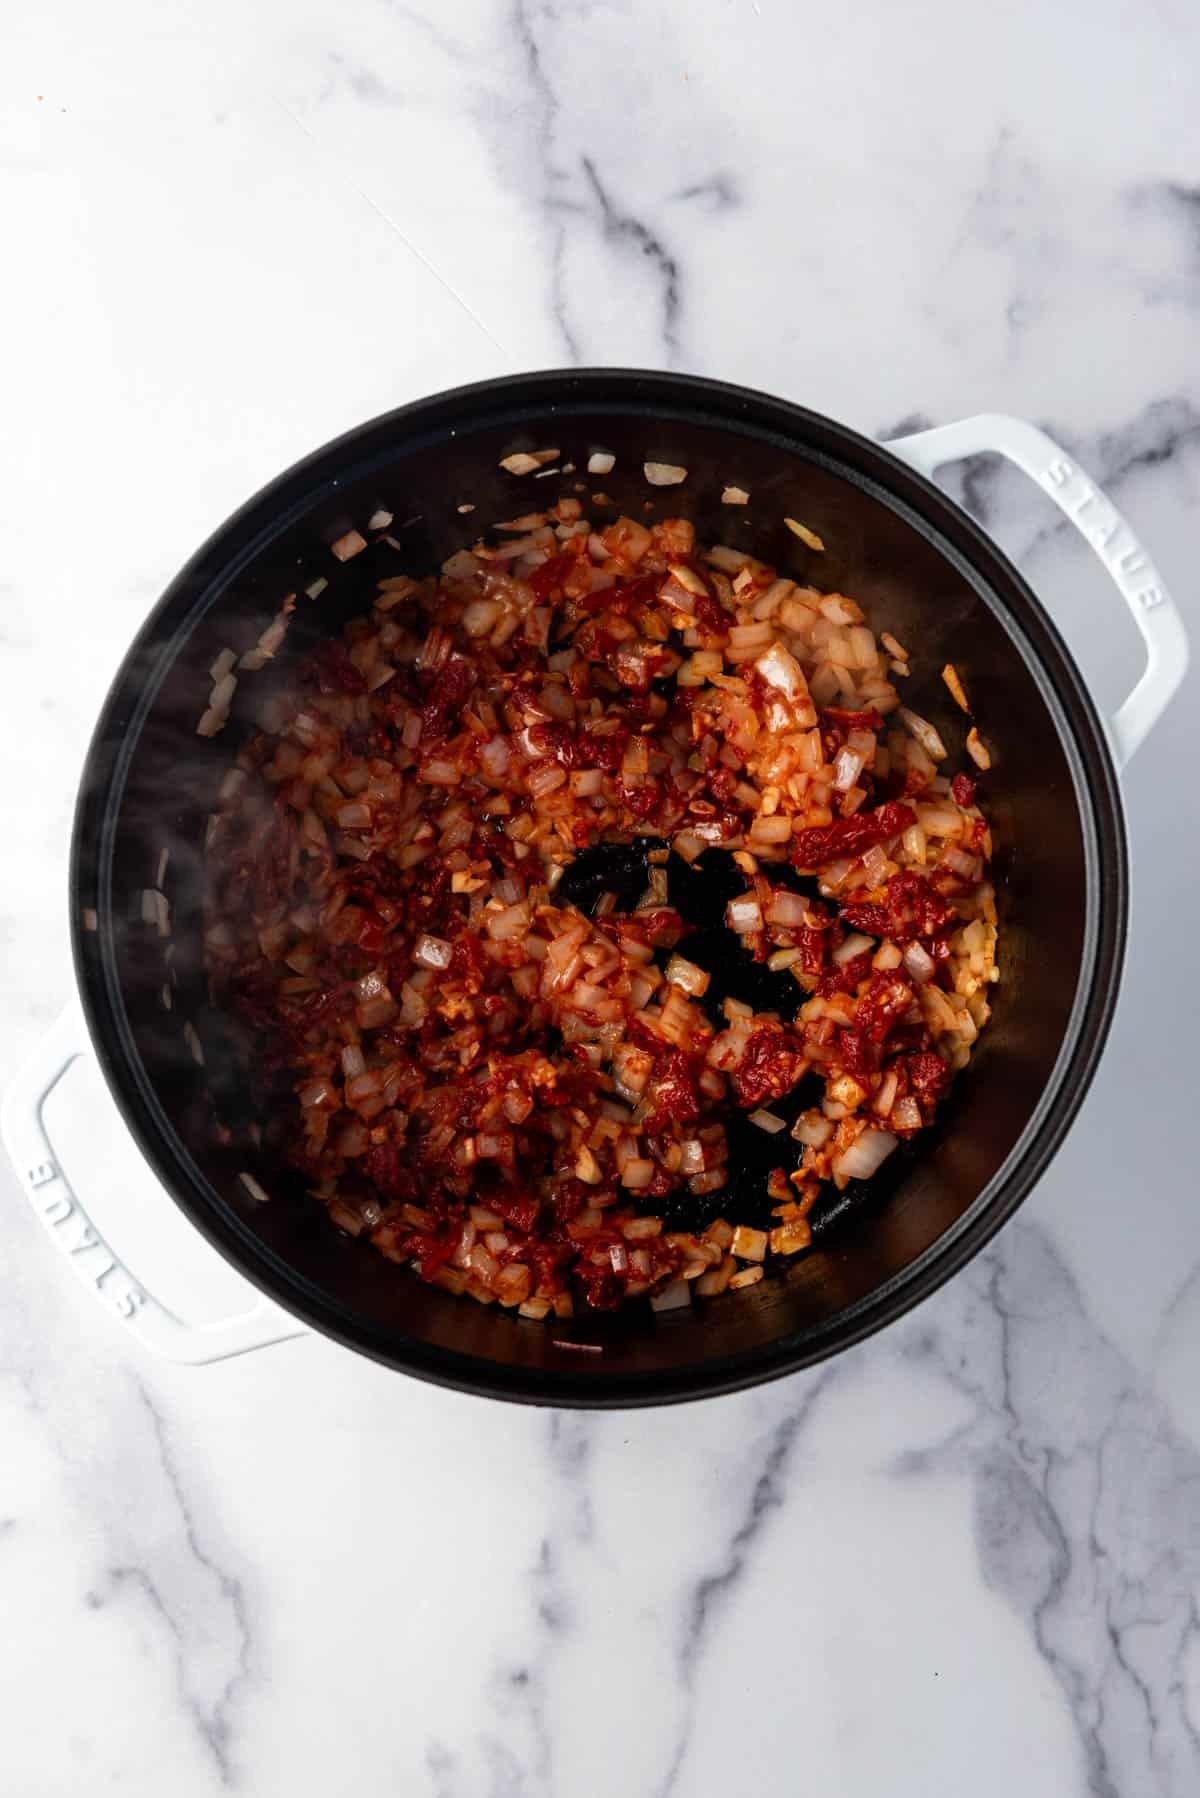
[837,1027,879,1076]
[791,801,916,870]
[550,1177,591,1225]
[642,1047,704,1133]
[841,870,955,945]
[577,572,662,616]
[528,721,581,769]
[407,1230,458,1280]
[690,589,730,636]
[365,1140,418,1205]
[793,925,828,975]
[316,642,368,695]
[577,725,628,773]
[855,970,914,1043]
[904,1050,952,1103]
[817,952,873,997]
[730,1028,804,1108]
[620,781,660,820]
[837,901,891,938]
[530,552,577,603]
[622,908,686,948]
[889,871,955,939]
[574,1261,623,1310]
[419,655,475,740]
[356,915,389,956]
[493,1186,541,1233]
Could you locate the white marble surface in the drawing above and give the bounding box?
[3,2,1200,1792]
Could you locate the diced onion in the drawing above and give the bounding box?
[873,1071,899,1117]
[210,672,237,714]
[355,996,397,1031]
[793,1111,833,1147]
[862,843,890,887]
[942,663,970,712]
[500,448,559,475]
[731,1225,768,1262]
[331,529,368,562]
[463,599,501,637]
[486,902,529,941]
[753,641,806,700]
[749,815,792,844]
[672,830,706,864]
[480,736,511,777]
[299,1079,335,1109]
[650,1279,692,1312]
[727,897,763,933]
[833,1130,898,1181]
[966,727,992,770]
[620,1158,656,1190]
[833,747,866,792]
[943,846,981,880]
[666,955,710,997]
[834,932,875,964]
[528,763,567,799]
[784,517,825,551]
[899,707,948,761]
[903,941,936,984]
[678,1140,706,1175]
[765,890,810,927]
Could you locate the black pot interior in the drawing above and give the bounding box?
[73,372,1124,1403]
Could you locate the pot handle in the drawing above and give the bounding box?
[886,413,1188,769]
[1,1005,307,1364]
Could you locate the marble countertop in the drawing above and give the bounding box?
[4,2,1200,1793]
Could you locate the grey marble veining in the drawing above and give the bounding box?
[3,0,1200,1792]
[396,1223,1199,1796]
[912,1228,1200,1798]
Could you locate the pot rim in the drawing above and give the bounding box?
[70,368,1128,1406]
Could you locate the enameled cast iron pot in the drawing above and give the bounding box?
[3,371,1187,1404]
